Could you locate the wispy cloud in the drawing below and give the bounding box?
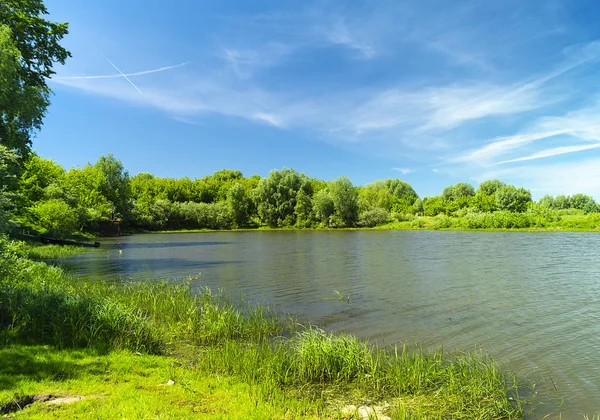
[454,130,567,164]
[323,18,377,59]
[455,100,600,166]
[392,168,415,175]
[496,143,600,164]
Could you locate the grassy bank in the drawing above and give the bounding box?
[149,210,600,234]
[0,237,525,418]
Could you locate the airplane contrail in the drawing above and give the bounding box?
[54,62,189,81]
[97,50,144,95]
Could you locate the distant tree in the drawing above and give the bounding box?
[313,189,335,226]
[254,169,311,227]
[470,194,497,213]
[227,183,249,227]
[93,154,131,219]
[495,185,532,213]
[553,195,570,210]
[0,2,70,156]
[476,179,505,196]
[359,181,391,211]
[358,207,389,227]
[422,196,447,216]
[328,176,359,227]
[413,198,424,215]
[442,183,475,201]
[569,193,598,213]
[538,195,555,209]
[384,179,419,201]
[294,189,314,228]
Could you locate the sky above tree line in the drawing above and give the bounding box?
[39,0,600,199]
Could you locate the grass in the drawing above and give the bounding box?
[0,344,325,419]
[0,237,526,418]
[6,238,94,259]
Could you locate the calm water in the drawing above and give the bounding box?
[62,231,600,418]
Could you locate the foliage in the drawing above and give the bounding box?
[477,179,506,196]
[0,2,70,156]
[92,154,131,219]
[569,193,598,213]
[358,207,389,227]
[442,182,475,201]
[254,169,311,227]
[0,145,20,232]
[495,185,532,213]
[328,176,359,227]
[423,196,448,216]
[294,188,315,228]
[313,189,335,226]
[30,198,79,238]
[227,183,249,227]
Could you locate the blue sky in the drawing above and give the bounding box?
[38,0,600,198]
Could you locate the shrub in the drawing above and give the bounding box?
[358,207,389,227]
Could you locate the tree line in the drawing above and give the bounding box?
[2,153,597,237]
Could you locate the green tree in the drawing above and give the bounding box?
[384,179,419,201]
[423,196,447,216]
[254,169,311,227]
[495,185,532,213]
[294,189,314,228]
[93,154,131,219]
[31,198,78,238]
[442,183,475,201]
[538,195,555,209]
[569,193,598,213]
[359,181,391,211]
[0,145,19,231]
[476,179,505,196]
[313,189,335,226]
[227,183,249,227]
[18,154,65,203]
[328,176,359,227]
[0,2,70,155]
[553,195,570,210]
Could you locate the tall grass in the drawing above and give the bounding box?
[0,236,289,353]
[200,328,522,418]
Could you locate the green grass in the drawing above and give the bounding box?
[0,345,325,419]
[6,238,93,259]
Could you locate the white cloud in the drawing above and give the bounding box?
[323,19,377,59]
[496,143,600,164]
[392,168,415,175]
[454,130,567,164]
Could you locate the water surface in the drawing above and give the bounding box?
[63,231,600,418]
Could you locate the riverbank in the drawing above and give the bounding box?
[147,212,600,235]
[0,237,524,419]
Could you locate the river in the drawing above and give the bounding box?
[61,230,600,418]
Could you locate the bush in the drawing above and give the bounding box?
[31,199,79,238]
[358,207,389,227]
[431,214,454,230]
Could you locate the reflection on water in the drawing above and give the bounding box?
[63,231,600,418]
